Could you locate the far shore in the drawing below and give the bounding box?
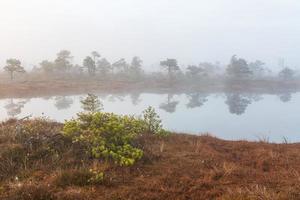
[1,77,300,98]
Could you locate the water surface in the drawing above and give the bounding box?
[0,92,299,143]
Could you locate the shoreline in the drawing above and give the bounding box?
[1,78,300,98]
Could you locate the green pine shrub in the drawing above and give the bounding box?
[63,112,144,166]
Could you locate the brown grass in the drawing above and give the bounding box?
[1,120,300,199]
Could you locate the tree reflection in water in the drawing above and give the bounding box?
[186,93,208,109]
[54,96,74,110]
[107,94,125,102]
[278,92,292,103]
[4,92,295,119]
[130,92,142,106]
[225,93,252,115]
[159,94,179,113]
[5,99,28,117]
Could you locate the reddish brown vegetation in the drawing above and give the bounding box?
[1,120,300,199]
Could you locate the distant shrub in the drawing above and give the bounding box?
[63,112,144,166]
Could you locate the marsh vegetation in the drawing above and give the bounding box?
[0,53,299,98]
[1,117,300,200]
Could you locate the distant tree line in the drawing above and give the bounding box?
[226,55,296,80]
[2,51,298,82]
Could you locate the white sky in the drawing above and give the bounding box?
[0,0,300,70]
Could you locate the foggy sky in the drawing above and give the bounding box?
[0,0,300,71]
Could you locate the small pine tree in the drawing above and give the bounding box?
[81,94,103,113]
[142,106,163,134]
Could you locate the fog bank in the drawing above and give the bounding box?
[0,0,300,70]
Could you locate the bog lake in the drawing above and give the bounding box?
[1,91,299,143]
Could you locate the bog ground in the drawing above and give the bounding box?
[1,120,300,200]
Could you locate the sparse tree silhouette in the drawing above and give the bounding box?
[81,93,103,112]
[199,62,217,77]
[186,62,218,79]
[159,94,179,113]
[83,56,96,76]
[4,59,25,80]
[130,56,143,77]
[31,65,42,73]
[91,51,101,63]
[97,58,112,76]
[112,58,128,73]
[226,55,252,79]
[73,64,84,75]
[160,59,180,81]
[186,93,208,109]
[248,60,266,77]
[278,67,295,80]
[186,65,203,77]
[225,93,252,115]
[40,60,54,74]
[54,50,73,73]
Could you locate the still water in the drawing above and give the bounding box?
[0,92,299,142]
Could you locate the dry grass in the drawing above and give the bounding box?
[1,120,300,199]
